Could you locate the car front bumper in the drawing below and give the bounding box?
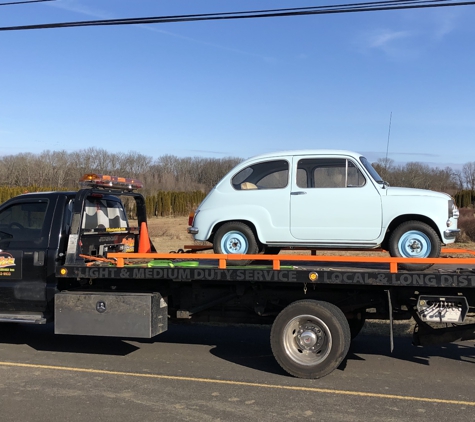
[444,228,460,239]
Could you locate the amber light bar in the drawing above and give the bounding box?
[79,173,143,190]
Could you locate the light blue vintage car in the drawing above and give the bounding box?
[188,150,459,270]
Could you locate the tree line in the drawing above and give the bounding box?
[372,158,475,193]
[0,148,242,196]
[0,149,474,208]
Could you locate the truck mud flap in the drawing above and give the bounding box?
[55,291,167,338]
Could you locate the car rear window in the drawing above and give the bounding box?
[232,160,289,190]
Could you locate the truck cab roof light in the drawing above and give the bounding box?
[79,174,143,191]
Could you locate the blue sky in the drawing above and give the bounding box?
[0,0,474,168]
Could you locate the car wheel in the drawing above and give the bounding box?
[213,221,258,265]
[388,221,441,271]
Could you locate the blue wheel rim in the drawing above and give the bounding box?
[398,230,431,258]
[220,230,249,254]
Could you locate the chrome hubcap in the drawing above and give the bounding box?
[283,315,332,366]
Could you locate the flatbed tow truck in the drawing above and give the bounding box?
[1,174,475,379]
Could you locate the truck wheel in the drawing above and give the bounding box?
[270,300,351,379]
[388,221,441,271]
[213,221,258,265]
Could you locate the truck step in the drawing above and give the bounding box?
[0,313,48,324]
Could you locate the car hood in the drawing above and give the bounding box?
[385,186,450,199]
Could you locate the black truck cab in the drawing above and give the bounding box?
[0,176,146,319]
[0,191,67,315]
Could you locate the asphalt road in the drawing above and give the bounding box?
[1,322,475,422]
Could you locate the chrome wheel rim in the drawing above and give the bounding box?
[282,314,332,366]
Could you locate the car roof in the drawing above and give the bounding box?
[243,149,364,162]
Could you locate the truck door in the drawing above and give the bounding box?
[0,197,53,312]
[290,156,382,242]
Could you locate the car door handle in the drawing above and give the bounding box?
[291,191,307,195]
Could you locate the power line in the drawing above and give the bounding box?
[0,0,473,31]
[0,0,54,6]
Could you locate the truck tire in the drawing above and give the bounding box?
[270,300,351,379]
[388,221,441,271]
[213,221,258,265]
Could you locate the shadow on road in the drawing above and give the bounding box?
[0,322,139,356]
[1,321,474,376]
[347,333,475,368]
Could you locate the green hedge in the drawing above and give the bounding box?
[146,191,206,217]
[454,190,475,208]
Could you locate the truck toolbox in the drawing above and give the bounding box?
[54,291,167,338]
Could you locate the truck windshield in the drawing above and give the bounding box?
[360,157,384,184]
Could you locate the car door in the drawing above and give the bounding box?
[0,197,53,311]
[289,155,382,242]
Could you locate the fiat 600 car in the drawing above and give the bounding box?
[188,150,459,270]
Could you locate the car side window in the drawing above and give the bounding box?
[232,160,289,190]
[0,201,48,241]
[297,158,366,188]
[347,161,366,187]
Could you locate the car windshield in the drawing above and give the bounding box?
[359,157,384,184]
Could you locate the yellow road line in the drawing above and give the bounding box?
[0,361,473,406]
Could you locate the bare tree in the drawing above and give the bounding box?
[452,169,465,191]
[462,162,475,191]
